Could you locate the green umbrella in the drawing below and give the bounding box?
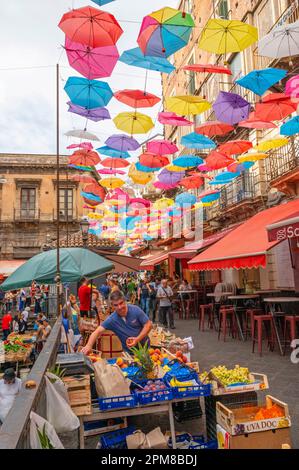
[1,248,114,291]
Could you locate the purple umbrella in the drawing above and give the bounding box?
[213,91,250,125]
[158,168,185,185]
[67,102,111,122]
[105,134,140,151]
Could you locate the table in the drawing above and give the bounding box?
[79,396,201,449]
[178,291,199,318]
[228,295,260,342]
[263,297,299,356]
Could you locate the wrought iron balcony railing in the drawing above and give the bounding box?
[14,208,40,221]
[264,137,299,183]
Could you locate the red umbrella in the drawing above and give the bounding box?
[139,153,169,168]
[158,111,193,126]
[195,120,234,137]
[238,112,277,129]
[218,140,253,156]
[255,92,297,121]
[69,149,101,166]
[97,168,126,175]
[114,89,160,108]
[100,157,130,169]
[58,6,123,48]
[183,64,232,75]
[153,181,178,190]
[205,151,234,170]
[70,174,97,184]
[84,183,106,200]
[179,174,204,189]
[83,197,100,207]
[147,139,178,155]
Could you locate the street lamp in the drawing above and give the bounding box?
[80,217,89,247]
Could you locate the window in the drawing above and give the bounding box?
[20,188,36,218]
[217,0,229,19]
[59,188,73,220]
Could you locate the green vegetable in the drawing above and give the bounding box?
[37,424,54,449]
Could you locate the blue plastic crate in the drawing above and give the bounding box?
[166,360,198,381]
[168,433,217,449]
[99,426,136,449]
[165,376,211,399]
[133,379,173,405]
[98,394,137,411]
[122,365,145,382]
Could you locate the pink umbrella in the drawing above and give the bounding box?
[153,181,178,190]
[129,198,151,207]
[147,139,178,155]
[97,168,126,175]
[238,112,277,129]
[286,74,299,98]
[158,111,193,126]
[198,163,213,172]
[67,142,93,150]
[198,189,220,199]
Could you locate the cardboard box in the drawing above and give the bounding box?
[97,330,123,359]
[216,395,291,436]
[217,424,292,449]
[211,372,269,396]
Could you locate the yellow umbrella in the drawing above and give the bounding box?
[166,164,186,172]
[238,152,268,162]
[88,212,103,219]
[254,137,289,152]
[198,19,258,54]
[113,112,154,134]
[165,95,211,116]
[194,201,214,208]
[153,197,174,209]
[99,178,125,189]
[128,163,154,184]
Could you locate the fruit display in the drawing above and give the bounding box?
[200,365,251,386]
[115,357,129,369]
[149,327,175,347]
[139,380,167,392]
[130,342,157,379]
[254,404,284,420]
[148,348,168,367]
[87,352,103,363]
[4,337,32,353]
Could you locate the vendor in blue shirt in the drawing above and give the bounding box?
[81,290,152,354]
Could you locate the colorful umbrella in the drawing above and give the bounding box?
[195,120,233,137]
[139,153,169,168]
[209,171,240,184]
[84,183,106,200]
[96,146,130,159]
[65,129,100,141]
[213,91,250,125]
[99,177,125,189]
[205,151,234,170]
[280,116,299,136]
[114,89,160,108]
[100,157,130,169]
[128,164,154,184]
[153,181,177,190]
[113,112,154,134]
[255,93,297,121]
[198,19,258,54]
[81,191,102,202]
[175,192,197,206]
[67,102,110,122]
[227,161,255,173]
[69,164,93,172]
[119,47,175,74]
[236,68,287,96]
[91,1,115,6]
[64,77,113,108]
[166,164,188,172]
[158,111,193,126]
[238,152,268,162]
[286,75,299,98]
[153,198,174,209]
[97,168,126,175]
[165,95,211,116]
[58,6,123,48]
[238,112,277,129]
[173,155,203,168]
[105,134,140,151]
[83,196,100,206]
[198,163,213,171]
[67,142,93,150]
[201,192,220,203]
[105,188,130,203]
[147,139,178,155]
[258,20,299,60]
[64,37,119,79]
[69,149,101,166]
[181,132,216,150]
[137,7,195,58]
[255,137,289,152]
[198,189,220,199]
[135,162,161,172]
[158,168,185,185]
[70,174,97,184]
[183,64,232,75]
[218,140,253,156]
[179,174,204,189]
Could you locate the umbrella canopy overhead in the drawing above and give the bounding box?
[129,164,154,184]
[70,174,97,184]
[181,132,216,150]
[255,93,297,121]
[137,7,195,58]
[139,153,169,168]
[113,112,154,134]
[97,168,126,175]
[114,89,160,108]
[153,181,177,190]
[105,134,140,151]
[100,157,130,168]
[165,95,211,116]
[286,74,299,98]
[236,68,287,96]
[67,102,110,122]
[280,116,299,136]
[64,77,113,108]
[238,152,268,162]
[198,18,258,54]
[119,47,175,74]
[135,162,161,172]
[65,129,100,141]
[238,113,277,129]
[213,91,250,125]
[195,121,234,137]
[218,140,253,156]
[84,183,106,199]
[147,139,178,155]
[258,20,299,59]
[92,0,115,6]
[158,111,193,126]
[175,192,197,206]
[173,155,204,168]
[69,149,101,166]
[158,168,185,185]
[99,177,125,189]
[1,248,114,291]
[67,142,93,150]
[255,137,289,152]
[179,174,204,189]
[205,151,234,170]
[58,6,123,48]
[183,64,232,75]
[96,145,130,159]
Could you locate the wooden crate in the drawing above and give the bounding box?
[63,375,91,416]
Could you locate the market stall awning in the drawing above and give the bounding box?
[267,213,299,242]
[0,260,27,277]
[140,251,169,270]
[97,252,142,273]
[188,199,299,271]
[168,225,240,259]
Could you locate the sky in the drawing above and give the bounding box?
[0,0,178,155]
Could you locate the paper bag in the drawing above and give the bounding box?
[126,430,147,449]
[94,360,131,397]
[145,427,168,449]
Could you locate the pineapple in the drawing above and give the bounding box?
[130,342,156,379]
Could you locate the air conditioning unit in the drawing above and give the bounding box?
[266,190,284,207]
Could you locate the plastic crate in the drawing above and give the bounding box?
[173,400,203,422]
[168,433,218,449]
[98,394,137,411]
[99,426,136,449]
[166,360,198,381]
[133,379,173,405]
[166,376,211,399]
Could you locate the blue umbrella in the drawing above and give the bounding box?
[91,0,114,5]
[119,47,175,74]
[181,132,216,150]
[175,192,197,206]
[209,172,240,185]
[81,191,103,202]
[173,155,203,168]
[64,77,113,108]
[96,146,130,159]
[89,226,102,236]
[120,216,142,231]
[234,161,255,172]
[236,68,287,96]
[280,116,299,136]
[135,162,160,172]
[201,193,220,203]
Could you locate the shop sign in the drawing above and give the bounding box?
[268,221,299,242]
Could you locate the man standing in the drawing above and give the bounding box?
[157,279,175,329]
[2,311,12,340]
[21,306,30,330]
[81,290,152,354]
[0,368,22,424]
[78,277,92,318]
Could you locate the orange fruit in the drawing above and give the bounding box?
[149,348,155,355]
[176,351,183,358]
[151,354,159,362]
[116,357,124,366]
[154,349,161,355]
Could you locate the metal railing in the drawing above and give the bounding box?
[52,207,78,222]
[264,137,299,183]
[14,208,40,222]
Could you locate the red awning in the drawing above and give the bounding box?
[188,199,299,271]
[168,225,240,259]
[267,213,299,242]
[140,252,169,270]
[0,260,27,277]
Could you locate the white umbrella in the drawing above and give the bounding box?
[258,20,299,61]
[64,129,100,141]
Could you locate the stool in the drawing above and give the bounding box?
[283,315,299,355]
[185,298,196,319]
[245,309,264,340]
[172,298,182,319]
[199,304,214,331]
[252,315,275,356]
[218,307,237,341]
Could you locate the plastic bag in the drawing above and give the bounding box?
[29,411,64,449]
[45,376,80,433]
[45,372,69,404]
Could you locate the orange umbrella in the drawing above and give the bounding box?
[69,149,100,166]
[84,183,106,199]
[179,174,204,189]
[205,151,234,170]
[218,140,253,156]
[100,157,130,168]
[195,120,234,137]
[255,93,297,121]
[139,153,169,168]
[114,89,160,108]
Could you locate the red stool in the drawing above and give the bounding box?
[252,315,275,356]
[283,316,299,354]
[185,298,196,319]
[218,307,237,341]
[199,304,214,331]
[245,309,264,340]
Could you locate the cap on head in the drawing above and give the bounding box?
[4,368,15,380]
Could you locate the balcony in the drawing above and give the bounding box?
[14,208,40,222]
[52,209,78,223]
